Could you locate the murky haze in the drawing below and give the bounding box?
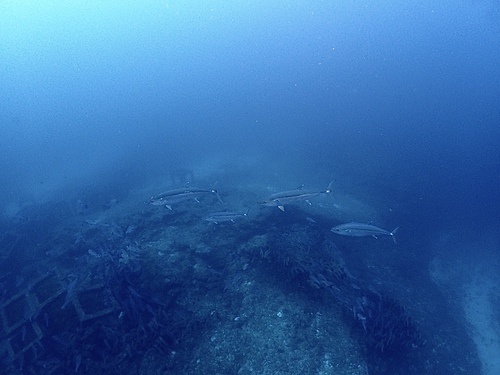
[1,2,499,372]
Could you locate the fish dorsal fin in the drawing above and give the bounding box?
[278,205,285,211]
[214,190,224,203]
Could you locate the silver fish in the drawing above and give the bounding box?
[330,222,399,244]
[204,210,248,224]
[149,187,221,210]
[260,180,333,211]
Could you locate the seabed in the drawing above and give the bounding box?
[0,178,484,375]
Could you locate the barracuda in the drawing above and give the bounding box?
[149,186,222,210]
[204,210,249,224]
[260,180,333,211]
[330,222,399,244]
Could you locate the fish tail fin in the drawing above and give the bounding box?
[211,181,224,203]
[216,192,224,203]
[212,189,224,203]
[325,180,335,194]
[391,227,399,245]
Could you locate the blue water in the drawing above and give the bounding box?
[1,1,499,374]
